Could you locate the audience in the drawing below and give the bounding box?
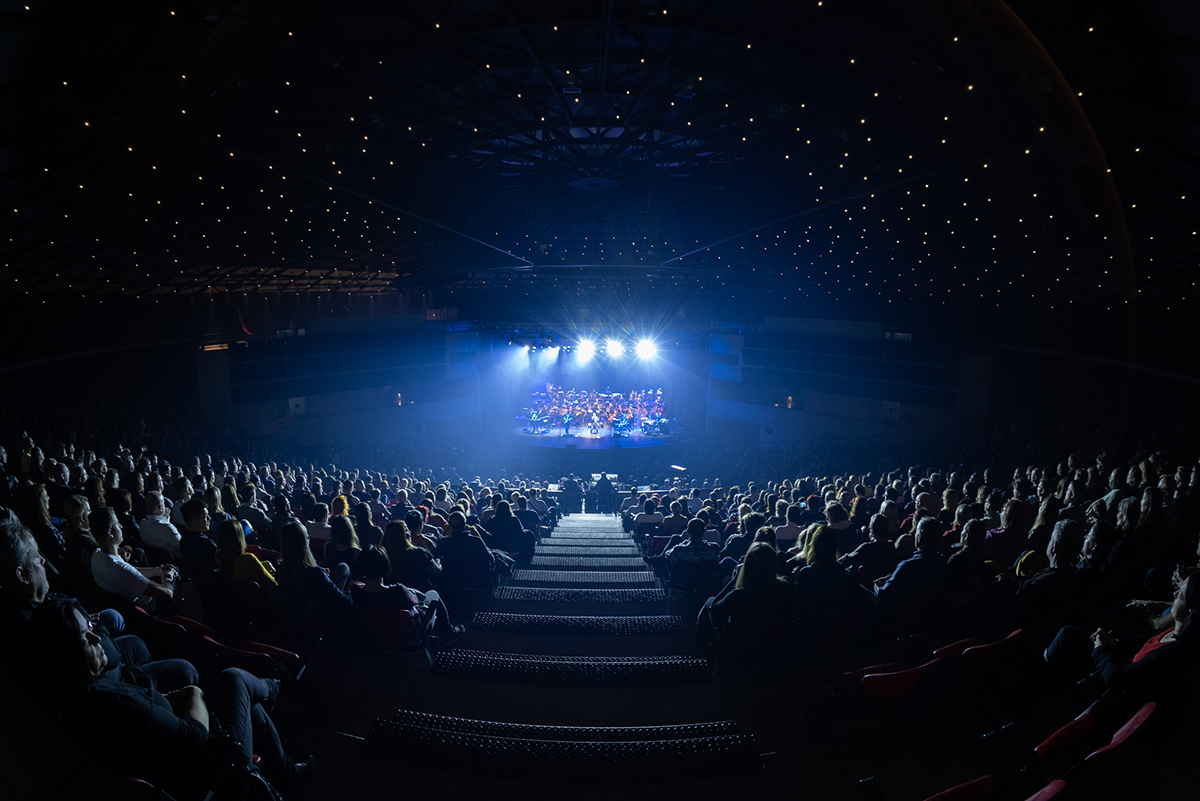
[5,416,1200,797]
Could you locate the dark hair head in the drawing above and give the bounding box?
[181,497,207,528]
[359,545,391,580]
[686,517,707,541]
[754,524,777,548]
[88,507,118,541]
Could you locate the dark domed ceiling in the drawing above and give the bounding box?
[0,0,1196,333]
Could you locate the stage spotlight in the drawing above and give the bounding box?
[636,339,657,360]
[605,339,623,357]
[577,340,595,363]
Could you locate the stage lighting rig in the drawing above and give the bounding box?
[636,340,657,360]
[577,340,596,363]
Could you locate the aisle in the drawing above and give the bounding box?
[353,514,766,784]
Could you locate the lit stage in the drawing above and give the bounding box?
[508,420,681,450]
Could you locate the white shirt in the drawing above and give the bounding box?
[91,551,150,602]
[774,521,803,545]
[139,514,183,559]
[308,520,333,544]
[169,501,188,529]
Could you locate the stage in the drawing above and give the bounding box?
[509,421,681,450]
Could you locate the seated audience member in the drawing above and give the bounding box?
[215,519,277,587]
[661,500,689,541]
[982,499,1029,569]
[437,511,496,588]
[1027,496,1064,554]
[179,498,218,578]
[840,513,901,578]
[278,521,351,628]
[203,487,232,539]
[25,596,313,795]
[665,518,722,591]
[388,489,418,523]
[89,507,177,611]
[381,520,441,592]
[351,546,463,642]
[699,542,794,644]
[63,494,100,578]
[528,487,553,526]
[324,515,362,579]
[235,483,272,532]
[794,526,873,614]
[168,476,194,529]
[937,503,974,556]
[720,511,764,564]
[633,498,665,534]
[773,504,804,553]
[1045,574,1200,698]
[17,483,67,572]
[403,507,439,544]
[482,500,533,563]
[1077,518,1120,580]
[1005,519,1085,620]
[513,495,544,539]
[139,490,182,560]
[306,502,333,550]
[268,495,297,547]
[353,503,383,548]
[874,517,948,603]
[945,519,992,594]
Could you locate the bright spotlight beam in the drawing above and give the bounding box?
[636,340,657,360]
[605,339,623,357]
[577,340,595,363]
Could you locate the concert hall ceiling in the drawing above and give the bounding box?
[0,0,1197,327]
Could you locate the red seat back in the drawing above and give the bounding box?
[859,657,942,701]
[921,777,998,801]
[924,775,995,801]
[650,535,672,556]
[1085,702,1156,762]
[960,628,1022,670]
[932,636,985,660]
[1034,711,1094,760]
[1024,779,1066,801]
[203,635,279,678]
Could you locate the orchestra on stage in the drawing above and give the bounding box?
[515,386,670,437]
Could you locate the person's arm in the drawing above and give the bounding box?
[425,550,443,578]
[243,553,278,587]
[1091,635,1178,693]
[164,686,209,732]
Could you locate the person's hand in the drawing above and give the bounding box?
[1091,629,1118,650]
[120,545,134,561]
[161,565,179,583]
[1127,599,1158,609]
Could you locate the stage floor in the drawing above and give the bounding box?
[509,423,678,450]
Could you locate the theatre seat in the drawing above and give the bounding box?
[923,775,995,801]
